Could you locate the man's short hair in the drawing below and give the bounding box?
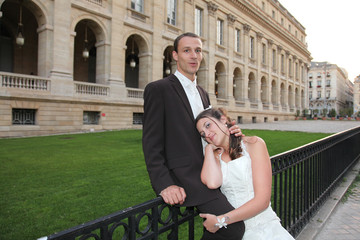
[173,32,201,53]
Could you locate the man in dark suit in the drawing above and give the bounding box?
[142,32,245,239]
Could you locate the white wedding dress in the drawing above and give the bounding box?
[219,141,294,240]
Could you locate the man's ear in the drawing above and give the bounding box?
[172,51,178,62]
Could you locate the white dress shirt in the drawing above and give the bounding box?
[174,71,204,119]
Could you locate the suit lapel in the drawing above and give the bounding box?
[197,86,210,109]
[169,75,195,121]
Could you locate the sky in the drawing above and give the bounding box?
[279,0,360,82]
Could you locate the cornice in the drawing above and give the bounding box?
[224,0,311,59]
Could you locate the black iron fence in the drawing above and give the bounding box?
[39,126,360,240]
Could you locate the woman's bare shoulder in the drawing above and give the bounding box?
[242,136,266,148]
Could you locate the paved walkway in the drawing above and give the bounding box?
[239,119,360,133]
[314,167,360,240]
[239,120,360,240]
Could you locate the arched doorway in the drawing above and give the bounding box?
[0,0,38,74]
[197,59,206,90]
[280,83,286,106]
[74,20,97,83]
[215,62,226,99]
[288,85,293,108]
[233,67,243,101]
[125,35,139,88]
[260,76,267,104]
[248,72,256,102]
[163,46,173,78]
[271,80,277,105]
[124,34,149,89]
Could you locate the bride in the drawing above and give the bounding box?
[195,108,294,240]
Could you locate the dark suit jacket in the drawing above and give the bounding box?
[142,74,223,206]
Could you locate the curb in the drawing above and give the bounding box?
[295,159,360,240]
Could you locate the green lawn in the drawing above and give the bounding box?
[0,129,331,240]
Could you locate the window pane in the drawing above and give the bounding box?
[167,0,177,25]
[235,29,240,52]
[272,49,276,68]
[217,19,223,45]
[83,111,100,125]
[250,36,254,58]
[262,43,266,64]
[12,109,36,125]
[133,113,143,125]
[131,0,143,12]
[195,7,203,36]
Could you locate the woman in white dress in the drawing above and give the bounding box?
[195,108,294,240]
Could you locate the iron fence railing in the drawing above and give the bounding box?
[38,126,360,240]
[271,125,360,236]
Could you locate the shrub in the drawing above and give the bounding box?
[329,108,336,118]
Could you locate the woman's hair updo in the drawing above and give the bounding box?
[196,108,242,160]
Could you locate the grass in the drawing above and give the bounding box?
[341,171,360,203]
[0,129,331,240]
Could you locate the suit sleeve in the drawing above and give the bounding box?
[142,82,175,195]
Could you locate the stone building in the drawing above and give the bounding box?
[0,0,311,138]
[353,75,360,116]
[308,62,353,117]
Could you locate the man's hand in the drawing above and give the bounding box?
[199,213,220,233]
[159,185,186,205]
[229,120,244,137]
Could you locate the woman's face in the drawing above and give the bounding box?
[196,117,228,147]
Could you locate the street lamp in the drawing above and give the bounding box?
[16,0,25,46]
[82,22,89,60]
[129,38,136,68]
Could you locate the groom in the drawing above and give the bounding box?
[142,32,244,239]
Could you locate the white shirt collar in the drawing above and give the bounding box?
[174,70,197,91]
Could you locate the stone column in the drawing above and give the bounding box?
[276,45,283,106]
[108,2,126,91]
[37,24,54,77]
[227,13,236,103]
[50,0,72,79]
[255,32,264,105]
[95,40,110,85]
[206,1,218,100]
[242,24,251,105]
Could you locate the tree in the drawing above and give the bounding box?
[321,108,327,117]
[329,108,336,118]
[313,109,319,117]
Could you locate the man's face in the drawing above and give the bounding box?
[172,36,203,81]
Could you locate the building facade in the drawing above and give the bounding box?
[0,0,311,138]
[354,75,360,116]
[308,62,353,117]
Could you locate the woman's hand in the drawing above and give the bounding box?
[229,120,244,137]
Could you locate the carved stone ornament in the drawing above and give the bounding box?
[227,14,237,25]
[207,2,218,15]
[277,45,283,51]
[243,24,251,34]
[267,39,274,46]
[256,32,264,39]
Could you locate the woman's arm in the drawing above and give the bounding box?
[200,137,272,232]
[200,144,223,189]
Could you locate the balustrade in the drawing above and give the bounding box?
[75,82,109,96]
[1,72,50,91]
[127,88,144,99]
